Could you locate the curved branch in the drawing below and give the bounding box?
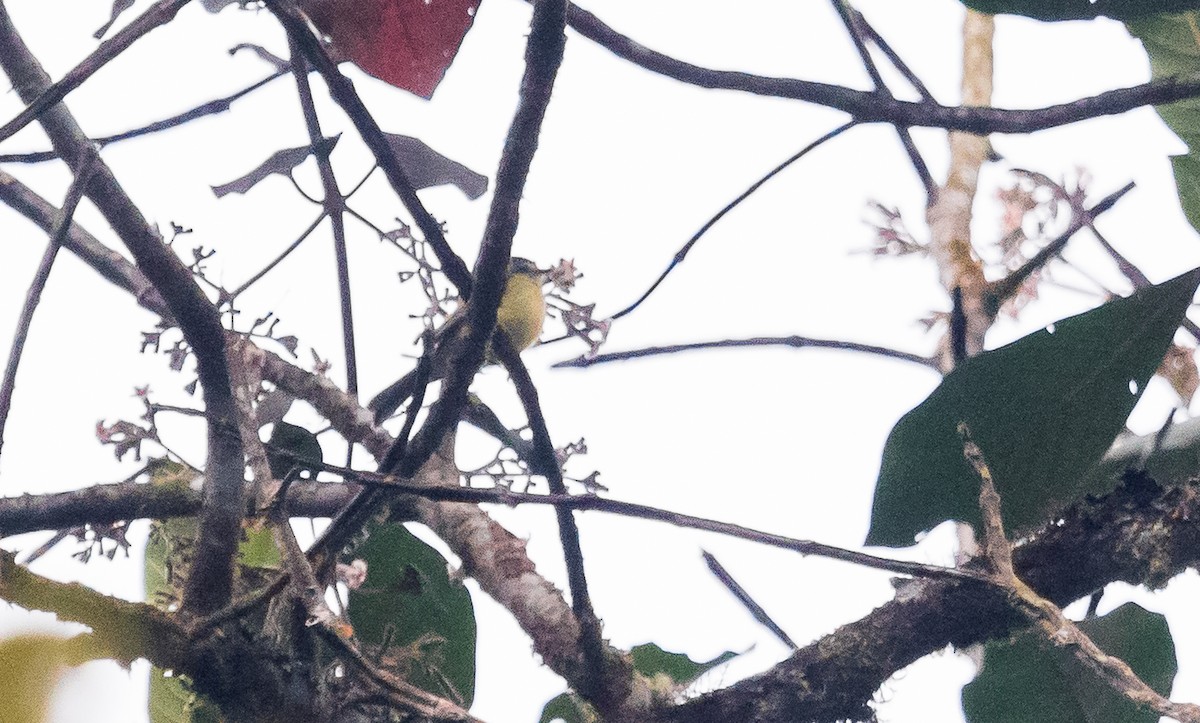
[564,2,1200,133]
[554,335,937,369]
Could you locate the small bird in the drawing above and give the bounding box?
[368,257,547,423]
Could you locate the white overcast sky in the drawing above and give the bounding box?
[2,1,1200,721]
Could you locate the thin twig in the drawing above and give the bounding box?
[702,550,797,649]
[610,121,857,320]
[228,211,327,299]
[553,334,936,369]
[0,148,98,464]
[0,0,190,144]
[1089,224,1200,342]
[0,70,288,164]
[494,333,619,707]
[829,0,935,201]
[853,9,936,102]
[289,39,359,397]
[267,0,473,296]
[988,181,1135,310]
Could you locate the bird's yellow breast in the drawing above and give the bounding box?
[496,273,545,352]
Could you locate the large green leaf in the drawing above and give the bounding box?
[346,523,477,707]
[1128,14,1200,235]
[960,0,1200,21]
[866,269,1200,548]
[962,603,1176,723]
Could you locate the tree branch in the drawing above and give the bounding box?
[561,2,1200,133]
[0,148,97,464]
[268,0,473,296]
[0,2,246,616]
[0,0,190,144]
[658,471,1200,720]
[554,334,936,369]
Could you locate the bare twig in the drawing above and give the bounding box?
[0,70,288,165]
[0,170,168,317]
[957,422,1013,578]
[959,422,1200,723]
[1089,224,1200,342]
[0,0,190,144]
[611,121,857,321]
[553,334,936,369]
[493,333,624,709]
[289,39,359,397]
[829,1,935,201]
[267,0,473,296]
[228,211,327,299]
[702,550,797,650]
[853,9,936,103]
[0,148,97,465]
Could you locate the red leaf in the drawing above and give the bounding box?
[304,0,481,99]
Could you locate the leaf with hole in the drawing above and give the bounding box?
[346,522,477,706]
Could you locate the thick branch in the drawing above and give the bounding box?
[0,479,353,536]
[659,473,1200,721]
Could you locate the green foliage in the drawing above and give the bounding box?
[630,643,738,686]
[962,603,1176,722]
[145,521,223,723]
[346,523,477,706]
[959,0,1200,21]
[539,692,598,723]
[265,422,324,481]
[866,269,1200,547]
[1127,13,1200,234]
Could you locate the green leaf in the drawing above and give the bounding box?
[866,269,1200,547]
[146,522,220,723]
[1127,14,1200,235]
[630,643,739,687]
[266,422,323,480]
[962,603,1176,723]
[959,0,1200,21]
[346,523,476,706]
[539,692,598,723]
